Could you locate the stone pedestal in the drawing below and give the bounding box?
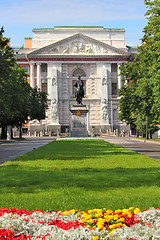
[70,105,89,137]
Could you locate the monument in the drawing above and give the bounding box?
[70,76,89,137]
[74,76,84,105]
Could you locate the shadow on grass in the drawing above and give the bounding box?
[0,165,159,194]
[14,140,138,161]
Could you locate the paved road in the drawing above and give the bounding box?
[0,137,56,165]
[102,136,160,160]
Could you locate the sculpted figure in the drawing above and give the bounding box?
[74,76,84,105]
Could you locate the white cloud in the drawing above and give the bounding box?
[0,0,146,25]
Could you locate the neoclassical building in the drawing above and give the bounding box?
[16,26,133,136]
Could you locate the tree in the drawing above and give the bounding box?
[0,27,48,139]
[29,87,48,122]
[119,0,160,138]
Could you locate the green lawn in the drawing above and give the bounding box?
[0,139,159,212]
[137,137,160,142]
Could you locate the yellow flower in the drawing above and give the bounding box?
[107,215,114,221]
[134,208,141,214]
[106,209,113,214]
[127,212,132,218]
[117,217,125,222]
[68,209,76,214]
[109,230,116,235]
[109,224,116,229]
[129,207,134,211]
[95,212,103,218]
[115,209,122,214]
[80,219,86,224]
[92,237,99,240]
[122,209,129,215]
[113,215,119,220]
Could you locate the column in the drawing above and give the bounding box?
[30,63,35,88]
[118,63,122,90]
[37,63,41,90]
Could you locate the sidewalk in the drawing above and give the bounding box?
[102,136,160,160]
[0,137,56,165]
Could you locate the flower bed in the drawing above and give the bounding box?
[0,207,159,239]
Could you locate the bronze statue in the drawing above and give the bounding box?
[74,76,84,104]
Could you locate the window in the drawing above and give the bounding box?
[112,82,117,97]
[72,69,86,77]
[41,63,47,73]
[111,63,118,73]
[42,79,47,93]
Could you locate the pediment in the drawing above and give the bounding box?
[29,33,128,56]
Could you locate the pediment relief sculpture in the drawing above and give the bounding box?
[43,40,110,55]
[29,34,127,56]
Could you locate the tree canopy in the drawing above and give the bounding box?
[119,0,160,138]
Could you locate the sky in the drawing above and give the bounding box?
[0,0,148,48]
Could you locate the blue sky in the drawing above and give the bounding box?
[0,0,148,48]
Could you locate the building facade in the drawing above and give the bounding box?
[16,26,132,136]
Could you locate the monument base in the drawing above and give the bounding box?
[70,105,89,137]
[71,129,88,137]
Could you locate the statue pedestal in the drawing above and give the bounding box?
[70,105,89,137]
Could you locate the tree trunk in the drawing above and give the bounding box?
[146,116,149,139]
[136,130,139,137]
[142,132,146,138]
[1,125,7,139]
[11,127,13,139]
[19,125,22,138]
[149,130,152,139]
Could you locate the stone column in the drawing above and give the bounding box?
[30,63,35,88]
[37,63,41,90]
[118,63,122,91]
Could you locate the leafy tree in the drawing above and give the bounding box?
[119,0,160,138]
[29,87,48,122]
[0,26,19,138]
[0,27,48,139]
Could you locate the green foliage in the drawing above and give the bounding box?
[0,27,30,127]
[0,140,159,211]
[29,87,48,121]
[0,27,48,138]
[119,0,160,136]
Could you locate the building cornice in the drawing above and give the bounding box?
[16,56,130,62]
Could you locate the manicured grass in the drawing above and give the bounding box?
[137,137,160,142]
[0,139,159,211]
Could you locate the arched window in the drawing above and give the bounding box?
[72,68,86,77]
